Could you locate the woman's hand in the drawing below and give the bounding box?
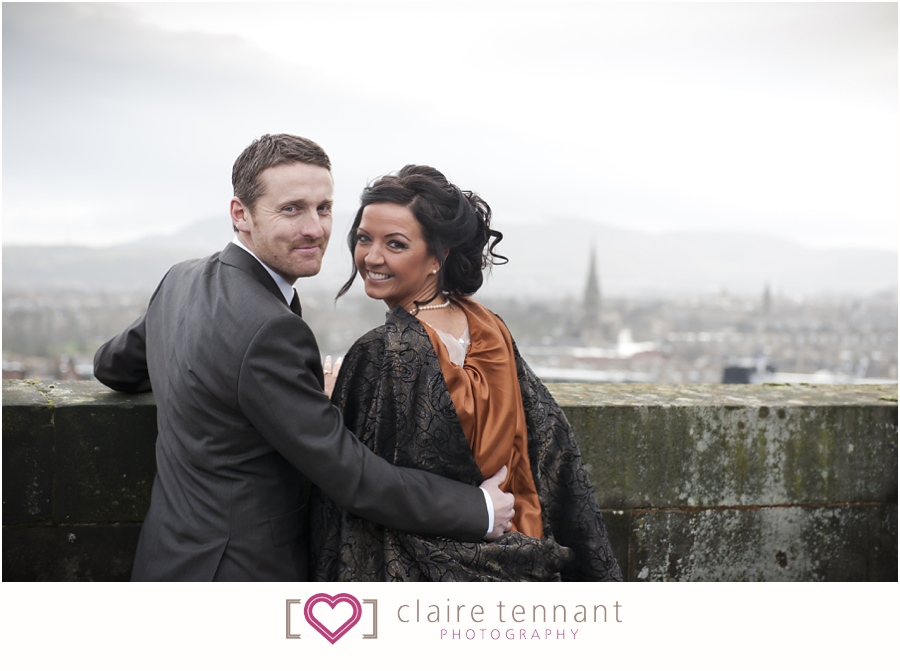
[322,355,343,398]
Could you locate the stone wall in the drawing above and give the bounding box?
[3,380,897,581]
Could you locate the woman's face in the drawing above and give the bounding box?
[354,202,441,311]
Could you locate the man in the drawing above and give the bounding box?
[94,134,514,581]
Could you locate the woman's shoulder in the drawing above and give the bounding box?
[455,297,516,340]
[459,296,505,317]
[455,296,500,320]
[350,323,387,344]
[344,323,388,358]
[344,308,428,357]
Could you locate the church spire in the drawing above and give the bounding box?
[580,244,602,343]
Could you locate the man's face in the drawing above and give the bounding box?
[231,162,334,284]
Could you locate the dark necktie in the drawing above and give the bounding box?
[289,291,302,317]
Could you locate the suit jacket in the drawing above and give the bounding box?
[94,243,489,581]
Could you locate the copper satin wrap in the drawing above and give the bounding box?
[419,297,543,538]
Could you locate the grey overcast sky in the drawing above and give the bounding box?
[2,2,897,250]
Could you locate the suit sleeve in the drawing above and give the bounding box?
[93,270,172,393]
[237,313,489,542]
[93,312,152,393]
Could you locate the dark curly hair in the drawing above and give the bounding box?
[337,165,507,308]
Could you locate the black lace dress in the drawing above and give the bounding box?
[310,306,622,581]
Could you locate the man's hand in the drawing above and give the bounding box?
[322,355,343,398]
[481,465,515,540]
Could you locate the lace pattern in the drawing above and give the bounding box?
[310,306,623,582]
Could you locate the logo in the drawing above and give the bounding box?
[305,593,361,644]
[286,594,378,644]
[287,593,624,645]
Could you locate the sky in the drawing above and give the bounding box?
[2,2,897,251]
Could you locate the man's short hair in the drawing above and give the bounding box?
[232,134,331,214]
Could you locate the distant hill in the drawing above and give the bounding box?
[486,219,898,298]
[3,215,896,298]
[117,215,236,252]
[2,215,358,296]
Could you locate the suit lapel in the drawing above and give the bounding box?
[218,243,289,307]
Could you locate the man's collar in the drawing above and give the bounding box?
[230,236,295,305]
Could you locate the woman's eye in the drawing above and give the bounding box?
[388,241,407,250]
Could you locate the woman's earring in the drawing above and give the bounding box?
[431,269,438,275]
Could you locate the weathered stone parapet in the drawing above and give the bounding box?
[3,380,156,526]
[552,383,897,508]
[3,380,896,581]
[551,383,897,580]
[3,381,156,581]
[630,503,896,582]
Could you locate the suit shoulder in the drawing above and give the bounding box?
[159,252,222,283]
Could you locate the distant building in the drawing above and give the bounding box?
[761,283,772,317]
[579,245,603,344]
[2,361,25,380]
[723,356,775,383]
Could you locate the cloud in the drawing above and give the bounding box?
[2,3,344,243]
[3,2,897,251]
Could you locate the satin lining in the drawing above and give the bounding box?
[419,298,543,538]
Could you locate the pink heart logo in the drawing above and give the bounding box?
[304,593,362,644]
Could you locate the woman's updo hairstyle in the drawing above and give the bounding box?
[337,165,507,306]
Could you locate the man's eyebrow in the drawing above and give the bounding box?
[279,197,307,207]
[276,198,332,208]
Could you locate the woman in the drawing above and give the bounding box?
[311,165,622,581]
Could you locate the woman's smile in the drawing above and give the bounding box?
[354,202,440,311]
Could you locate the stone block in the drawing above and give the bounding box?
[39,382,157,524]
[629,504,897,582]
[2,382,54,524]
[599,508,630,574]
[551,383,898,509]
[3,524,141,581]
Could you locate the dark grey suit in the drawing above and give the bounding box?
[94,243,487,581]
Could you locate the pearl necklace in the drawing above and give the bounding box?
[413,299,451,314]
